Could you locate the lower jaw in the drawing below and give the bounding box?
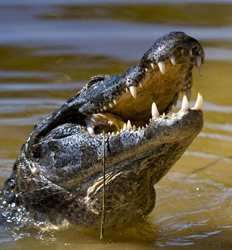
[85,92,203,136]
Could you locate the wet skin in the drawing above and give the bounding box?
[0,32,205,229]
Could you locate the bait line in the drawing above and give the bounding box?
[100,132,106,240]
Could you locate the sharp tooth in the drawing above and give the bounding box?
[181,95,189,111]
[87,126,94,136]
[129,86,137,98]
[195,56,201,68]
[127,120,132,129]
[145,68,148,72]
[151,102,159,118]
[170,55,176,65]
[189,49,193,56]
[139,83,143,88]
[123,123,127,130]
[192,93,203,110]
[113,99,117,105]
[150,63,155,69]
[158,61,166,74]
[103,106,107,110]
[109,103,113,108]
[125,88,129,93]
[132,125,136,130]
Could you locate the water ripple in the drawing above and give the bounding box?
[0,99,63,113]
[1,20,232,61]
[200,132,232,142]
[0,0,232,5]
[185,151,232,162]
[0,83,80,91]
[205,122,232,132]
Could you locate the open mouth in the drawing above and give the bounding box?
[30,32,205,151]
[82,32,205,136]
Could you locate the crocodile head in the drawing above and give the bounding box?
[11,32,204,228]
[76,31,204,133]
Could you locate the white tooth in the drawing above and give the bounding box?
[139,83,143,88]
[127,120,132,129]
[145,68,148,72]
[132,125,136,130]
[189,49,193,56]
[151,102,159,118]
[103,106,107,110]
[123,123,127,130]
[151,63,155,69]
[129,86,137,98]
[109,103,113,108]
[87,126,94,136]
[181,95,189,111]
[170,55,176,65]
[195,56,201,68]
[113,99,117,105]
[158,61,166,74]
[125,88,129,93]
[193,93,203,110]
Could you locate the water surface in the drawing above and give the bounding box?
[0,0,231,249]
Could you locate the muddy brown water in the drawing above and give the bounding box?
[0,1,231,249]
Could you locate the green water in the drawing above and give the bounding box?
[0,1,231,249]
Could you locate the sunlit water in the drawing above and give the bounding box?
[0,0,232,249]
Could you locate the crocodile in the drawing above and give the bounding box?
[0,32,204,230]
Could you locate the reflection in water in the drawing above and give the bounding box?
[0,0,231,249]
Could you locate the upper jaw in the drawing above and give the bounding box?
[80,32,204,133]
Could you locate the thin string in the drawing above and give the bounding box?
[100,132,106,240]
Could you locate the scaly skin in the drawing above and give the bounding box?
[0,32,204,229]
